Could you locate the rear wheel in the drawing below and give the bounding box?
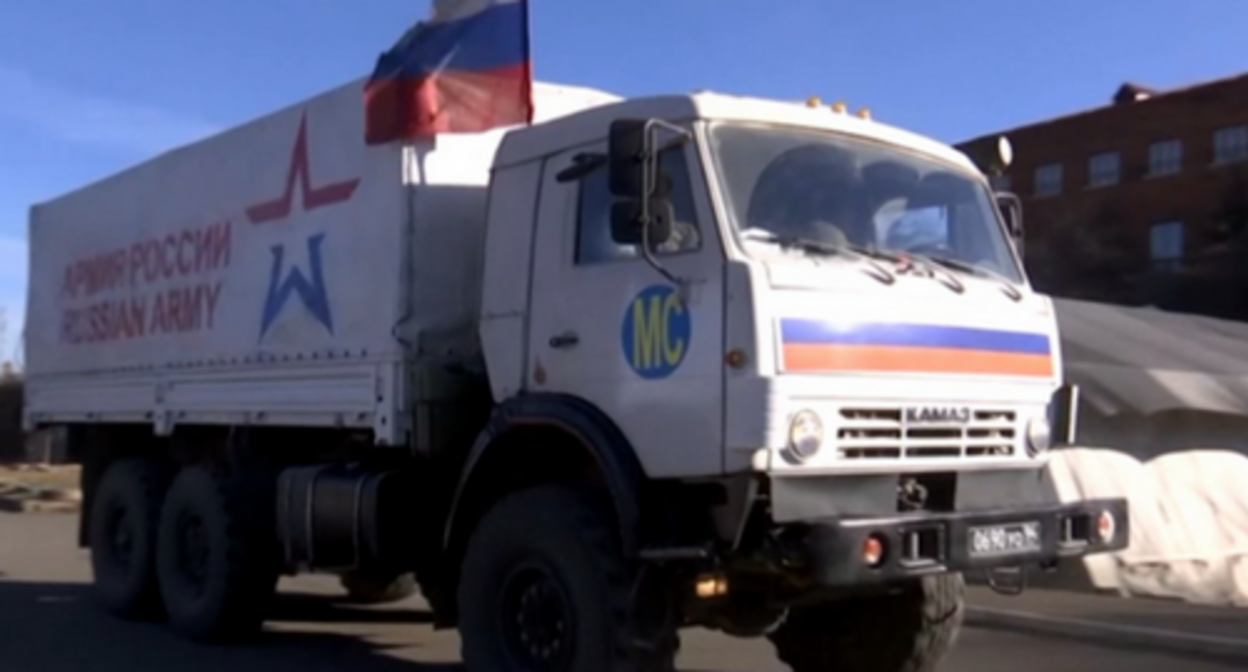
[768,573,965,672]
[87,458,171,620]
[457,485,677,672]
[155,466,279,642]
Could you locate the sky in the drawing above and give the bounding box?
[0,0,1245,362]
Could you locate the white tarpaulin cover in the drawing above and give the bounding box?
[1057,297,1248,418]
[1050,299,1248,605]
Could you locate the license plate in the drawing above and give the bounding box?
[968,521,1042,558]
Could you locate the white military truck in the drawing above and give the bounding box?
[24,78,1128,672]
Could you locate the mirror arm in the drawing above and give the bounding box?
[636,119,685,289]
[638,211,679,287]
[648,118,693,143]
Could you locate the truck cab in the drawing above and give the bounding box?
[484,92,1078,511]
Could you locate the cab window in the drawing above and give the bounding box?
[574,148,702,265]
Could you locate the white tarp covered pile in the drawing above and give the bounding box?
[1047,448,1248,605]
[1047,298,1248,605]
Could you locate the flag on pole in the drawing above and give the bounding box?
[364,0,533,144]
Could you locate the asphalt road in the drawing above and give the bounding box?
[0,514,1234,672]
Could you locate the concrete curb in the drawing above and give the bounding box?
[0,483,81,514]
[0,497,79,514]
[966,604,1248,663]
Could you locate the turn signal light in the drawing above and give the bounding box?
[1097,510,1116,542]
[862,535,885,566]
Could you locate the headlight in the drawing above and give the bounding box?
[788,410,825,461]
[1025,415,1052,457]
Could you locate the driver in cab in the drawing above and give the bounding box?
[744,144,874,251]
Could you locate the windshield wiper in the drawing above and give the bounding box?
[904,254,1007,283]
[740,229,902,263]
[905,253,1024,300]
[739,228,838,255]
[837,241,908,264]
[739,229,898,283]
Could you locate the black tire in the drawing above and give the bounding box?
[768,573,965,672]
[87,458,172,620]
[155,465,279,642]
[339,571,418,605]
[458,485,677,672]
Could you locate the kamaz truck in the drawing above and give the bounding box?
[23,79,1128,671]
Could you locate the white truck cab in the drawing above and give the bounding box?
[487,92,1064,481]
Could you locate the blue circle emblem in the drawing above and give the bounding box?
[620,284,691,379]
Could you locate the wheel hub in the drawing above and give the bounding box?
[500,564,574,671]
[106,506,134,570]
[175,513,210,595]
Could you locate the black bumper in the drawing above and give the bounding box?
[798,497,1129,586]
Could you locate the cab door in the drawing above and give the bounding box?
[526,138,725,478]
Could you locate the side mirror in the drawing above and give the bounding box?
[610,198,674,247]
[996,191,1024,253]
[1050,384,1080,448]
[608,119,650,198]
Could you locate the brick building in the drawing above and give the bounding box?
[958,73,1248,320]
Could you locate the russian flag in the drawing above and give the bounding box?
[364,0,533,144]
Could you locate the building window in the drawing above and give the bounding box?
[1034,163,1062,196]
[1148,139,1182,176]
[575,147,702,265]
[1149,220,1184,269]
[1214,126,1248,164]
[1087,152,1120,187]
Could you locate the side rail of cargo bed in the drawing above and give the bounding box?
[22,360,407,445]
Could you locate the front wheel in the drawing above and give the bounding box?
[768,573,965,672]
[457,485,677,672]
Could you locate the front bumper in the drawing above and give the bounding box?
[795,497,1129,586]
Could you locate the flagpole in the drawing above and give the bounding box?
[521,0,534,125]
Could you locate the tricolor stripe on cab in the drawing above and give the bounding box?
[779,318,1054,377]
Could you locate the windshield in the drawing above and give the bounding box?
[707,122,1024,284]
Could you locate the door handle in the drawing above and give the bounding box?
[549,332,579,349]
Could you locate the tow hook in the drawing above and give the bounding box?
[985,566,1027,596]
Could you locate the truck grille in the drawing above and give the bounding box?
[835,407,1017,460]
